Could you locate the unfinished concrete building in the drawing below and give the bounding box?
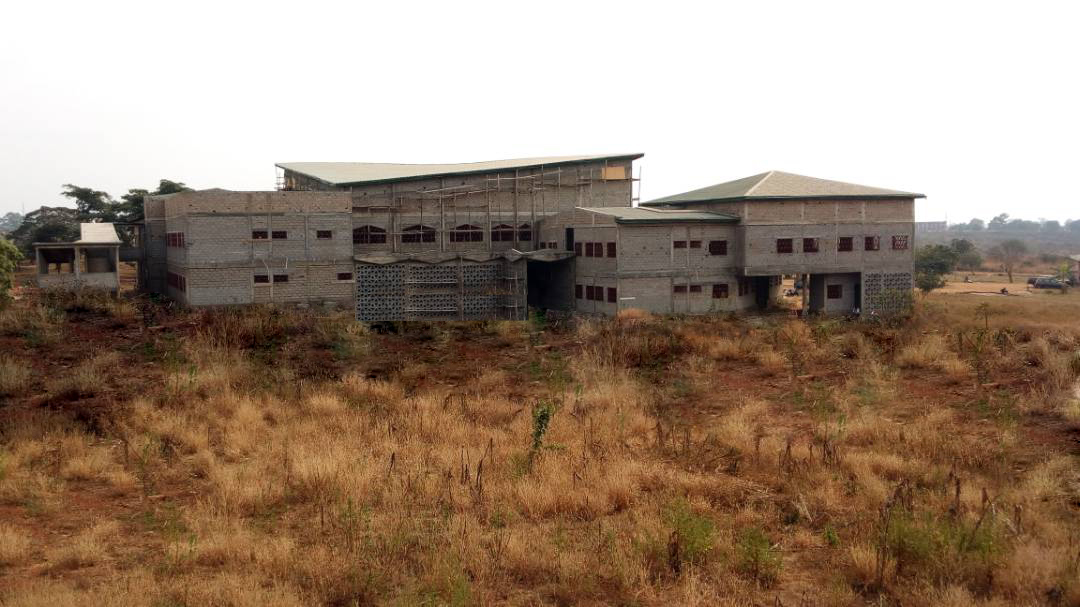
[638,171,922,315]
[142,155,640,320]
[138,158,920,319]
[34,223,122,292]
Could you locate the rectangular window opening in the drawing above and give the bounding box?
[838,237,854,252]
[827,284,843,299]
[777,238,793,254]
[712,284,729,299]
[607,287,617,303]
[254,274,269,284]
[271,231,287,240]
[673,240,687,249]
[865,236,880,251]
[316,230,332,240]
[252,230,268,240]
[803,238,819,253]
[337,272,353,281]
[273,274,289,283]
[708,240,728,255]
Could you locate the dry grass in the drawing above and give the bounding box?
[0,355,30,396]
[0,523,31,566]
[1,291,1079,604]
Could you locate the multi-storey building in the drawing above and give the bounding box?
[142,155,640,319]
[136,159,920,319]
[636,171,922,315]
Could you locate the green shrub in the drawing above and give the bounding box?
[736,527,782,586]
[886,510,1003,583]
[663,498,716,567]
[0,237,21,309]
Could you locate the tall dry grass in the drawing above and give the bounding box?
[1,296,1080,604]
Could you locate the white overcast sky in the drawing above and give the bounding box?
[1,1,1077,223]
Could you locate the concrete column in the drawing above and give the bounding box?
[35,248,44,275]
[114,246,121,292]
[801,273,809,314]
[73,246,81,280]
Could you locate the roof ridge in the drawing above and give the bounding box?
[743,171,774,197]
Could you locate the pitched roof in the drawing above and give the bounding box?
[576,206,739,224]
[78,223,120,244]
[1069,254,1080,262]
[643,171,924,205]
[277,154,643,187]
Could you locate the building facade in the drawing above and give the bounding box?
[139,160,920,319]
[143,155,640,320]
[641,171,921,315]
[34,223,122,292]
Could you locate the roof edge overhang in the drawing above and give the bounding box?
[278,153,645,187]
[354,249,572,265]
[33,241,121,247]
[643,193,925,206]
[614,217,739,225]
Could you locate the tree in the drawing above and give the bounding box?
[0,236,23,308]
[966,218,986,231]
[1006,219,1040,232]
[1067,219,1080,234]
[949,238,983,271]
[9,206,79,255]
[61,184,116,222]
[117,179,191,223]
[988,239,1028,283]
[988,213,1010,230]
[914,244,958,295]
[1042,219,1062,233]
[0,212,23,234]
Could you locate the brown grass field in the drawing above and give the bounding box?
[1,274,1079,605]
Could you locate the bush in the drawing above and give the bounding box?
[736,527,782,586]
[0,237,21,309]
[886,510,1002,584]
[662,498,715,567]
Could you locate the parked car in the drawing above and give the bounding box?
[1031,277,1067,289]
[1027,275,1052,286]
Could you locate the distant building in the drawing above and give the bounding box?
[33,223,122,292]
[138,159,921,318]
[915,221,948,234]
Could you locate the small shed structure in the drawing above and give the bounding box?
[34,223,122,292]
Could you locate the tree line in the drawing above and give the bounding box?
[3,180,189,254]
[950,214,1080,233]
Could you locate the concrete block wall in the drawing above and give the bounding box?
[345,160,633,254]
[741,222,913,275]
[251,263,354,305]
[809,272,860,314]
[572,222,753,317]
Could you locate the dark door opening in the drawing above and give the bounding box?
[527,257,575,311]
[565,227,575,252]
[753,276,771,310]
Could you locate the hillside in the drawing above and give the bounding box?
[1,283,1079,606]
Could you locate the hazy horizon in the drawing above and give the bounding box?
[2,1,1077,224]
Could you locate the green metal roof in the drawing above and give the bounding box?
[576,206,739,224]
[277,154,643,187]
[643,171,924,205]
